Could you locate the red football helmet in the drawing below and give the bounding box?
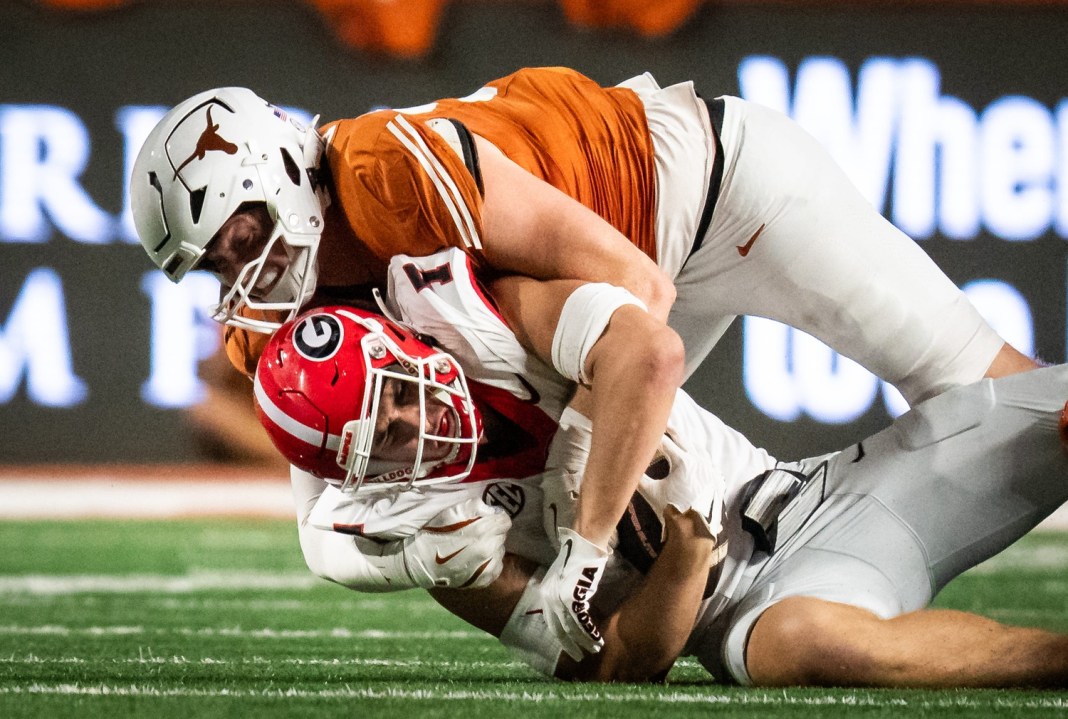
[254,306,482,493]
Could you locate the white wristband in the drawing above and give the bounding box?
[550,283,647,384]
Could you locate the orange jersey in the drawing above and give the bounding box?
[227,67,658,376]
[323,66,658,267]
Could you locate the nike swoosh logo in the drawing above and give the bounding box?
[424,517,480,534]
[562,538,573,565]
[736,223,766,257]
[435,547,465,564]
[852,442,865,463]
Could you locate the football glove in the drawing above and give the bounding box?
[400,497,511,589]
[369,497,511,590]
[539,527,610,661]
[638,431,723,540]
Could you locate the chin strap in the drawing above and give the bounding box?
[372,287,404,325]
[304,118,332,212]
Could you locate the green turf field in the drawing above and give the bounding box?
[0,519,1066,718]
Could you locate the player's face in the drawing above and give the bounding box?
[371,377,454,464]
[199,203,290,297]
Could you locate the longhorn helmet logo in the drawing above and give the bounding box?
[173,106,239,179]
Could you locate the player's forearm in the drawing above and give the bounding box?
[485,276,685,547]
[565,508,715,682]
[430,554,537,637]
[296,524,399,592]
[576,309,684,548]
[537,218,674,323]
[531,217,675,324]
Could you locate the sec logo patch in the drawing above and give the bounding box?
[293,314,343,361]
[483,482,525,518]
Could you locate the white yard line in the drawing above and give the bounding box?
[0,683,1066,709]
[0,654,518,669]
[0,478,292,519]
[0,572,315,594]
[0,625,483,640]
[1,475,1066,529]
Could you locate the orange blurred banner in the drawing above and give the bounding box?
[31,0,1068,62]
[35,0,702,57]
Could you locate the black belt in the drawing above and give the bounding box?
[688,96,725,262]
[740,462,828,554]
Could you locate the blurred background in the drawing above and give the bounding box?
[3,0,1068,486]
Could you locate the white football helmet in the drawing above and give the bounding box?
[130,87,326,333]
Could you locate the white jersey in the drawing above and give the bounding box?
[304,247,778,599]
[294,248,1068,686]
[383,249,781,623]
[383,249,572,420]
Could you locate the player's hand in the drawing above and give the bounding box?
[539,527,610,661]
[400,498,511,589]
[639,432,722,539]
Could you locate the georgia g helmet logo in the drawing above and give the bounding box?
[293,314,343,361]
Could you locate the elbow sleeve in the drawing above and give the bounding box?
[551,283,646,384]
